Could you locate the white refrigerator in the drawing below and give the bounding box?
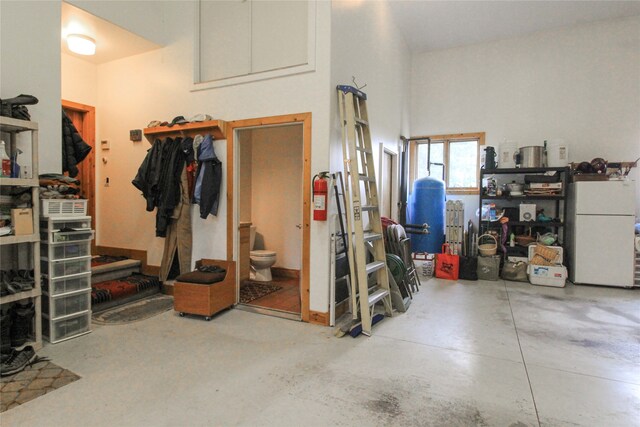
[566,180,636,287]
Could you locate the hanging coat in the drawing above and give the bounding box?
[61,110,92,178]
[193,134,222,219]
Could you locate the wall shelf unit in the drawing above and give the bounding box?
[0,116,42,351]
[143,119,227,143]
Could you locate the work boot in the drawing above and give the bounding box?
[1,310,11,354]
[1,94,39,106]
[10,302,34,347]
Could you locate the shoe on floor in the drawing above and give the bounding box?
[0,346,36,377]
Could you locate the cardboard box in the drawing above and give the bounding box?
[519,203,536,221]
[11,208,33,235]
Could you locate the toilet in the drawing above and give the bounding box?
[249,226,277,282]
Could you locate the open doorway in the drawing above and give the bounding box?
[227,114,311,322]
[61,100,96,249]
[379,144,398,221]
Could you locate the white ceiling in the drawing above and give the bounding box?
[387,1,640,54]
[61,2,160,64]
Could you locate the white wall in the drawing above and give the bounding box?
[248,125,303,270]
[411,17,640,218]
[330,1,412,221]
[61,53,98,107]
[0,1,61,175]
[87,1,332,312]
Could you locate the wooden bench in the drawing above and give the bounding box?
[173,259,236,320]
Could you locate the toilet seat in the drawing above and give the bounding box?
[250,250,276,258]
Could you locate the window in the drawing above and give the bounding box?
[409,132,485,194]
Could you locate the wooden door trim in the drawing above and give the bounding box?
[226,113,312,323]
[62,99,96,249]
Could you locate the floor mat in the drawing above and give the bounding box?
[91,274,160,305]
[1,360,80,413]
[92,294,174,325]
[240,281,282,304]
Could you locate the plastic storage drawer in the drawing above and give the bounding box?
[41,229,94,244]
[40,216,91,231]
[41,256,91,279]
[43,272,91,295]
[42,311,91,343]
[42,290,91,318]
[40,199,87,217]
[41,241,91,261]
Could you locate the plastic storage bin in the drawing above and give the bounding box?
[41,229,94,244]
[42,289,91,318]
[41,256,91,279]
[527,264,567,287]
[42,272,91,295]
[40,216,91,231]
[41,241,91,261]
[42,311,91,343]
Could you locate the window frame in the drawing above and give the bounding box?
[408,132,485,195]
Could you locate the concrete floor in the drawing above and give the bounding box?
[2,277,639,426]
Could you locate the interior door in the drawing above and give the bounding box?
[62,101,96,249]
[379,146,396,220]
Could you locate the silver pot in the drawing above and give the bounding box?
[514,146,545,168]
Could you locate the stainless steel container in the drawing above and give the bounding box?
[516,146,545,168]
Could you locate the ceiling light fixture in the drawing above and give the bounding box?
[67,34,96,56]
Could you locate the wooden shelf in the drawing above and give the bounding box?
[0,116,38,132]
[481,194,564,200]
[1,288,41,305]
[143,119,227,143]
[0,233,40,245]
[481,220,563,227]
[481,166,568,175]
[0,177,38,187]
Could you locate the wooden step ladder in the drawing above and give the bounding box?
[337,85,393,336]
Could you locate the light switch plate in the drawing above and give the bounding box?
[101,140,110,150]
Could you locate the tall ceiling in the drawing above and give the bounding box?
[387,0,640,54]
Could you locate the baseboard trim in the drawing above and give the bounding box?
[309,310,329,326]
[272,267,300,279]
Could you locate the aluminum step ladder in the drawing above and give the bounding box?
[337,85,393,336]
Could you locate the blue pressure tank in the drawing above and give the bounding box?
[407,176,445,253]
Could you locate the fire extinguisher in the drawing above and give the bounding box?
[312,171,330,221]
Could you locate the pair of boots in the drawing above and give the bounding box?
[0,301,35,355]
[0,94,38,121]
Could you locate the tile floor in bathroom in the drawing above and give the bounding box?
[2,277,639,426]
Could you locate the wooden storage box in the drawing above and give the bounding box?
[173,259,236,320]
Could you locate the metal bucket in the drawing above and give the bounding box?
[515,146,545,168]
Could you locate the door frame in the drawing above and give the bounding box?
[61,99,96,249]
[226,113,311,322]
[378,143,398,221]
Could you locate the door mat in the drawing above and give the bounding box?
[92,274,160,305]
[1,360,80,413]
[92,294,173,325]
[240,281,282,304]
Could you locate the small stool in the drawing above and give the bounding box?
[173,259,236,320]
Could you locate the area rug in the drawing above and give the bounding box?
[92,294,174,325]
[240,281,282,304]
[91,274,160,305]
[1,360,80,413]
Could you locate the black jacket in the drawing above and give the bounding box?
[132,137,185,237]
[62,110,92,178]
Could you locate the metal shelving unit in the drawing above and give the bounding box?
[479,166,570,258]
[0,116,42,350]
